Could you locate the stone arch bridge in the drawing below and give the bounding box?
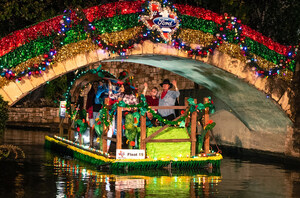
[0,1,299,159]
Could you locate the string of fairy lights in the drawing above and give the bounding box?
[0,10,75,82]
[0,0,298,86]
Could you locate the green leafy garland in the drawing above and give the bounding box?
[1,3,297,82]
[85,95,216,132]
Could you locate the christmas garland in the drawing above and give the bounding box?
[74,94,216,133]
[174,3,291,56]
[0,0,297,85]
[0,1,144,57]
[0,0,291,57]
[0,9,76,82]
[0,12,140,82]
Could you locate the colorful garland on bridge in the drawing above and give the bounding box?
[0,9,75,82]
[0,0,298,87]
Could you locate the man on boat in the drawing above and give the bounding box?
[158,79,180,121]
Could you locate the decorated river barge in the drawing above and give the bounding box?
[45,70,222,170]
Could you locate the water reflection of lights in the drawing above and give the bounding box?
[56,180,65,198]
[52,156,222,197]
[195,175,221,184]
[54,157,114,181]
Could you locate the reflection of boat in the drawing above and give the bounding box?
[110,167,221,177]
[51,155,222,197]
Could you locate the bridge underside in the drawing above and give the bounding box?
[105,55,292,135]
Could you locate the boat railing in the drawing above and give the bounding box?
[100,97,212,157]
[61,97,212,157]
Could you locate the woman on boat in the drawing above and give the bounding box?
[108,80,138,149]
[86,81,102,146]
[108,80,138,105]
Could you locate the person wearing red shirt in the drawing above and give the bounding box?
[142,82,159,106]
[142,82,159,126]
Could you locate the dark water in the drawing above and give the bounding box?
[1,129,300,198]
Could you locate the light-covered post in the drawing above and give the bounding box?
[203,97,210,154]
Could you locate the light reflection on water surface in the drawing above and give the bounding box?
[1,129,300,198]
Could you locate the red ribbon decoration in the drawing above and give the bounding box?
[0,1,291,58]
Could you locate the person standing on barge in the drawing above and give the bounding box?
[158,79,180,121]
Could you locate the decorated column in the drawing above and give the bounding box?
[140,114,147,150]
[117,106,123,149]
[204,97,210,154]
[190,99,197,156]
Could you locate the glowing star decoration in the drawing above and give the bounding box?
[140,1,180,42]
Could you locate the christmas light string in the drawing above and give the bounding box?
[0,0,297,85]
[0,10,77,82]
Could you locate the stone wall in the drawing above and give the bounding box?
[101,61,196,94]
[7,107,62,130]
[70,61,196,106]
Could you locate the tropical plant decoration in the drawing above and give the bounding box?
[94,108,107,137]
[118,70,135,86]
[75,109,89,134]
[124,113,140,149]
[197,120,216,153]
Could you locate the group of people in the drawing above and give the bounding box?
[84,78,180,147]
[142,79,180,127]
